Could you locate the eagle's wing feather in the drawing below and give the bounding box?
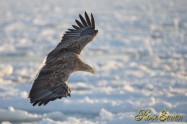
[91,13,95,29]
[61,11,95,41]
[49,11,97,55]
[72,25,80,30]
[79,14,88,27]
[75,19,84,28]
[29,53,75,106]
[85,12,92,26]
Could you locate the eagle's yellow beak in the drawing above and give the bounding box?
[90,69,96,74]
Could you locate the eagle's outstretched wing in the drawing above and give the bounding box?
[62,11,95,41]
[48,11,98,57]
[29,53,74,106]
[29,12,98,106]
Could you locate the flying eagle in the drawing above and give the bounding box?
[29,12,98,106]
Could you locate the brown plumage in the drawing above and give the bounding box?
[29,12,98,106]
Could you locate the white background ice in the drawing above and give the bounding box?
[0,0,187,123]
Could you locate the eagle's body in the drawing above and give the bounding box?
[29,12,98,106]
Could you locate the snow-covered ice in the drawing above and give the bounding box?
[0,0,187,123]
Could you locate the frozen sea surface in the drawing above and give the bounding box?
[0,0,187,123]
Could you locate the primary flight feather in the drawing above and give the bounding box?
[29,12,98,106]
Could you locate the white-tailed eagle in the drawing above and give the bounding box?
[29,12,98,106]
